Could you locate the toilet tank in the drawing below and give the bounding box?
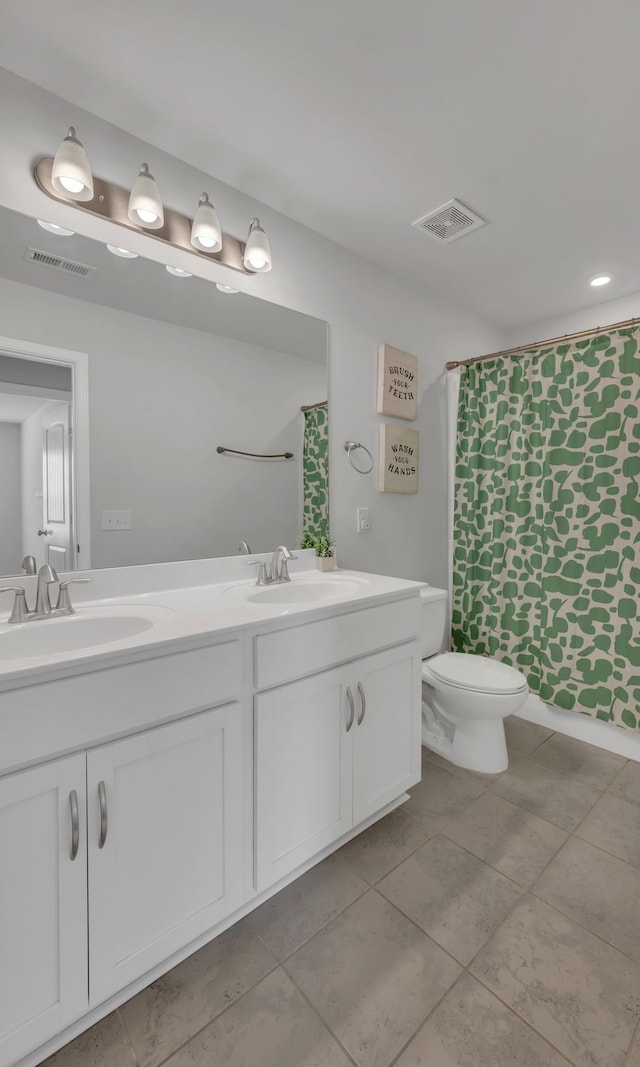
[420,586,449,657]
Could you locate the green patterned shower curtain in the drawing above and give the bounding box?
[452,327,640,730]
[301,403,329,542]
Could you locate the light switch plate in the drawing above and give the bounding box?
[102,510,132,531]
[356,507,371,533]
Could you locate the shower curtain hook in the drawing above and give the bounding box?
[344,440,374,474]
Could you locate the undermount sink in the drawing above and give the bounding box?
[223,574,370,606]
[0,604,174,661]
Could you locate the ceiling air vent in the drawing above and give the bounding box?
[412,199,486,245]
[24,247,96,278]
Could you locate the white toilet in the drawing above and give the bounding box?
[420,587,529,774]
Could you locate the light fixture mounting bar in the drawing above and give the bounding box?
[33,157,251,275]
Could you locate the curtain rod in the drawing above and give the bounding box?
[300,400,328,412]
[446,315,640,371]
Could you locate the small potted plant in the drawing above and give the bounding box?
[313,535,336,572]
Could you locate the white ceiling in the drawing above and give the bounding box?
[0,394,48,423]
[1,0,639,328]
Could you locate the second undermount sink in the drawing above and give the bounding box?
[223,573,370,606]
[0,604,174,661]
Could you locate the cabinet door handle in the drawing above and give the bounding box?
[345,686,355,732]
[69,789,79,861]
[98,780,108,849]
[357,682,366,726]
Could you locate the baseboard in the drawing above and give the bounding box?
[518,694,640,763]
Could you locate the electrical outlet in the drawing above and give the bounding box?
[356,507,371,533]
[102,510,132,531]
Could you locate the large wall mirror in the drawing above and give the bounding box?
[0,205,328,578]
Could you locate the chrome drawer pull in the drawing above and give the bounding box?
[346,686,355,732]
[98,781,108,849]
[357,682,366,726]
[69,789,79,861]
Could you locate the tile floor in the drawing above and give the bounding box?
[43,718,640,1067]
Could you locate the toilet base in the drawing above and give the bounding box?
[421,701,509,774]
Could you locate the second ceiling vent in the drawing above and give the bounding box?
[412,199,486,245]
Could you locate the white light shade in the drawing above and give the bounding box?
[243,218,272,272]
[128,163,164,229]
[216,283,239,294]
[37,219,75,236]
[51,127,94,201]
[191,193,222,252]
[107,245,138,259]
[589,273,613,287]
[166,265,192,277]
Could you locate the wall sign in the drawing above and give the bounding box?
[378,423,419,494]
[376,343,418,421]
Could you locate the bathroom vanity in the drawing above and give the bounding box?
[0,556,422,1067]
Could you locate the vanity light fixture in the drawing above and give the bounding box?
[165,265,192,277]
[106,244,139,259]
[128,164,164,229]
[216,283,239,294]
[589,273,613,287]
[34,129,273,276]
[191,193,222,252]
[37,219,75,236]
[243,218,272,272]
[51,127,94,201]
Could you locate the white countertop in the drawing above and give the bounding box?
[0,562,424,690]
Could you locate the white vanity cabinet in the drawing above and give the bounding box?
[0,574,423,1067]
[87,704,244,1004]
[0,706,244,1066]
[0,756,88,1067]
[254,598,422,890]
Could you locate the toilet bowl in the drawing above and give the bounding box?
[419,588,529,774]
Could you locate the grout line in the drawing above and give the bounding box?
[121,935,282,1067]
[467,958,579,1066]
[384,969,470,1067]
[116,1008,142,1067]
[623,1016,640,1067]
[279,963,360,1067]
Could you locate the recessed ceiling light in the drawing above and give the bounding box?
[107,244,138,259]
[165,265,192,278]
[37,219,75,236]
[589,273,613,287]
[216,283,239,294]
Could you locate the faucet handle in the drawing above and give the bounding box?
[279,555,298,583]
[0,586,30,624]
[247,560,270,586]
[55,578,92,615]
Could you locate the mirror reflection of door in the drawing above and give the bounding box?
[0,362,74,575]
[40,401,72,570]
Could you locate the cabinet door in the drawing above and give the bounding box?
[0,755,87,1067]
[255,667,353,891]
[87,704,244,1004]
[352,642,422,825]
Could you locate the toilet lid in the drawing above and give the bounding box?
[428,653,528,695]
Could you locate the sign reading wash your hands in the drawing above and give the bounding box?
[378,423,419,494]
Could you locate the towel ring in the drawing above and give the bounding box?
[344,440,374,475]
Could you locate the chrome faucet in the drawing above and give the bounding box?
[21,555,37,575]
[35,564,59,615]
[0,568,92,624]
[237,540,252,554]
[270,545,296,583]
[247,545,298,586]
